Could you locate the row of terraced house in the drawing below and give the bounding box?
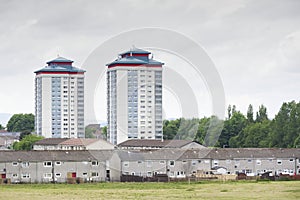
[0,145,299,183]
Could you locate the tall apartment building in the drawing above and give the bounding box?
[34,57,85,138]
[107,47,163,145]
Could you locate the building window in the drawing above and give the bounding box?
[55,173,61,177]
[22,162,30,168]
[213,160,219,166]
[192,160,197,166]
[169,160,175,167]
[12,162,18,166]
[91,172,99,177]
[277,160,282,165]
[12,174,18,178]
[147,171,152,177]
[137,161,143,164]
[44,173,52,179]
[289,158,294,162]
[44,161,52,167]
[123,162,129,167]
[256,160,261,165]
[22,173,30,179]
[55,161,61,165]
[159,160,165,164]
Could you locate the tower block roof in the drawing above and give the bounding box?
[34,56,85,74]
[107,47,164,68]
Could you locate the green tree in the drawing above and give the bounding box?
[176,118,199,140]
[20,130,32,140]
[163,119,180,139]
[270,101,300,147]
[195,117,210,144]
[13,134,43,150]
[101,126,107,139]
[232,105,237,115]
[7,114,34,132]
[247,104,254,123]
[85,126,96,138]
[256,105,268,123]
[242,120,271,147]
[227,105,232,119]
[219,111,247,148]
[0,124,4,130]
[204,116,223,147]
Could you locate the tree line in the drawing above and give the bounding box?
[2,101,300,149]
[163,101,300,148]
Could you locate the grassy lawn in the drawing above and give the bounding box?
[0,181,299,200]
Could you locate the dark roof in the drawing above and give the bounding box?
[34,56,85,74]
[107,47,164,66]
[46,56,73,64]
[59,138,100,146]
[117,149,186,161]
[120,47,151,55]
[205,148,300,159]
[118,139,201,148]
[34,138,68,145]
[0,150,114,162]
[118,148,300,161]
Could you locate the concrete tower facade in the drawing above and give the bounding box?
[34,57,85,138]
[107,48,163,145]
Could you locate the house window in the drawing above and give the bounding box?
[55,173,61,177]
[137,161,143,164]
[12,162,18,166]
[44,173,52,178]
[147,171,152,177]
[192,160,197,166]
[248,159,252,163]
[91,172,99,177]
[213,160,219,166]
[91,161,99,166]
[44,161,52,167]
[12,174,18,178]
[82,172,88,176]
[277,160,282,165]
[21,173,30,179]
[289,158,294,162]
[55,161,61,165]
[169,160,175,167]
[159,160,165,164]
[123,162,129,167]
[22,162,30,168]
[256,160,261,165]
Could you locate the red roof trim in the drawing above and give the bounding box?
[36,72,85,75]
[49,62,73,65]
[108,64,162,68]
[121,53,149,58]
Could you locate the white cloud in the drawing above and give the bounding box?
[0,0,300,123]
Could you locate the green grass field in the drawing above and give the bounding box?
[0,181,299,200]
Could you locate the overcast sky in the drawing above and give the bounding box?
[0,0,300,125]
